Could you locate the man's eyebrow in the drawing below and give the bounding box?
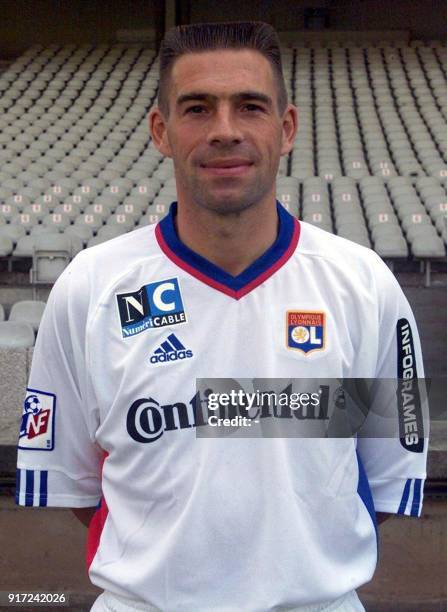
[176,91,273,107]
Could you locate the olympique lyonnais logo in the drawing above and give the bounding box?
[286,311,325,354]
[18,389,56,451]
[116,278,187,338]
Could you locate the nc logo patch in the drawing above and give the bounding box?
[18,389,56,451]
[286,311,326,355]
[116,278,187,338]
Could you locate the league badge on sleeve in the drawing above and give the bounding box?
[18,389,56,451]
[286,311,326,355]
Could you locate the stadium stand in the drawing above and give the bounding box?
[0,39,445,299]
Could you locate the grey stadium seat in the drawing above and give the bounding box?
[64,224,94,245]
[374,236,409,258]
[0,224,27,243]
[411,235,446,257]
[0,321,35,348]
[13,235,38,257]
[9,300,46,332]
[0,236,14,256]
[30,234,72,284]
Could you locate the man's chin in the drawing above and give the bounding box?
[195,195,256,215]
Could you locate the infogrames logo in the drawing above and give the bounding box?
[116,278,186,338]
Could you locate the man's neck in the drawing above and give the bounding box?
[173,197,279,277]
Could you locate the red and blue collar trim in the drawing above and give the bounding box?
[155,201,300,300]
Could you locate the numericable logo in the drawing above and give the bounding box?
[150,333,193,365]
[116,278,187,338]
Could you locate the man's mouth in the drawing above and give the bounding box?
[200,158,254,176]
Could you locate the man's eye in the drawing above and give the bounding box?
[243,104,263,112]
[185,106,206,114]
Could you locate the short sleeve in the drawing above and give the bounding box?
[16,251,102,508]
[356,253,429,517]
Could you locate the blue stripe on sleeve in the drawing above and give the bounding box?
[25,470,34,507]
[410,479,422,517]
[15,469,21,505]
[39,471,48,507]
[397,478,412,514]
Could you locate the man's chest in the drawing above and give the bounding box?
[87,265,376,432]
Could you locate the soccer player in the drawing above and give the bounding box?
[16,22,428,612]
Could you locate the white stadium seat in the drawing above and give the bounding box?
[0,322,35,348]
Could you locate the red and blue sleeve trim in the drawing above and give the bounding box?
[155,201,300,300]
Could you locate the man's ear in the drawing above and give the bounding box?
[280,103,298,156]
[149,107,173,158]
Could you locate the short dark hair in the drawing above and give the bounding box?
[158,21,288,116]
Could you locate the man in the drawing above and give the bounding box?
[16,22,428,612]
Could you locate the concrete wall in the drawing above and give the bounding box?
[188,0,447,41]
[0,0,164,59]
[1,0,445,61]
[0,348,30,445]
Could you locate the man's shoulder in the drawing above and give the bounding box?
[53,224,162,304]
[297,220,382,269]
[67,224,160,278]
[78,224,158,264]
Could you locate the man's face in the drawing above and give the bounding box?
[150,49,297,215]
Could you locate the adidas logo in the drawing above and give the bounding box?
[150,333,193,364]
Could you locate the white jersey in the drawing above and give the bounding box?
[16,202,428,611]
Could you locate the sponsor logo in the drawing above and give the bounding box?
[150,333,193,365]
[18,389,56,451]
[396,318,424,453]
[286,311,325,354]
[116,278,186,338]
[126,386,331,444]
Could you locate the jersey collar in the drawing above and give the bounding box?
[155,201,300,300]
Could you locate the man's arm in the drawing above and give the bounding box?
[72,507,96,527]
[356,252,428,520]
[16,251,102,511]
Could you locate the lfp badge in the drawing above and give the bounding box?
[286,311,326,355]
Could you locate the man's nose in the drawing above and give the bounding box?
[206,107,243,146]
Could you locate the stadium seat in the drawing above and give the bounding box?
[97,225,128,240]
[9,300,46,331]
[106,213,136,231]
[0,321,35,348]
[0,224,27,243]
[374,236,409,258]
[0,236,14,257]
[64,224,94,245]
[13,235,38,257]
[74,212,104,232]
[0,203,20,221]
[30,234,72,284]
[42,212,72,231]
